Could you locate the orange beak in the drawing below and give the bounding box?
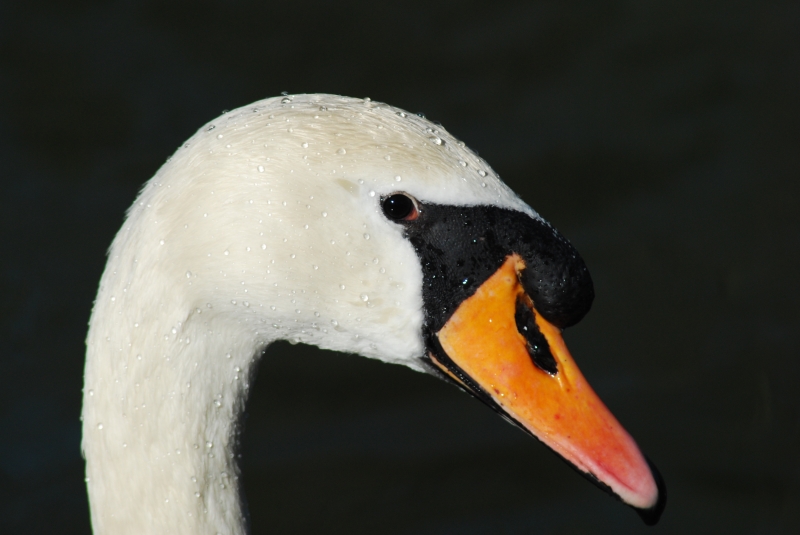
[429,254,663,520]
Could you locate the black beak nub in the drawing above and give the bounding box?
[515,297,558,375]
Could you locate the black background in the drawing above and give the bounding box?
[1,1,798,533]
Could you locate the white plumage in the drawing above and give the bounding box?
[82,94,539,534]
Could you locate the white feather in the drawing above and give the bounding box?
[82,94,538,534]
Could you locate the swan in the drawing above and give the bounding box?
[82,94,665,534]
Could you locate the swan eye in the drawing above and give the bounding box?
[381,193,419,221]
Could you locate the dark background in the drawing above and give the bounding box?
[1,1,798,533]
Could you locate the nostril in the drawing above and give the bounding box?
[515,295,558,375]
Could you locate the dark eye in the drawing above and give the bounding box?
[381,193,419,221]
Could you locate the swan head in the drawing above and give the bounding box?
[86,94,664,530]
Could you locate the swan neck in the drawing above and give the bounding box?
[82,259,264,535]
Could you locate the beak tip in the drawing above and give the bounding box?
[634,457,667,526]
